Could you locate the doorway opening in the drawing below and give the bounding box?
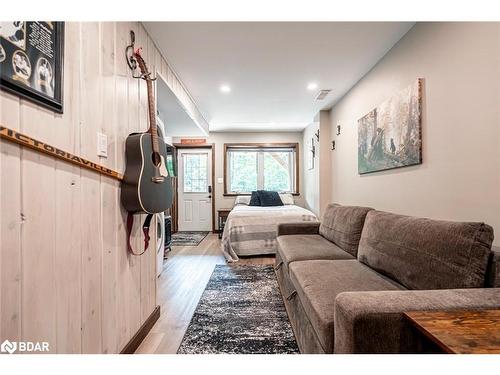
[173,144,215,233]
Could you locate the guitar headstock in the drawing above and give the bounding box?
[132,46,159,147]
[133,48,153,80]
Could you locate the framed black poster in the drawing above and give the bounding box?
[0,22,64,113]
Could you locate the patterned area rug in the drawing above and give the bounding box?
[171,231,209,246]
[177,265,299,354]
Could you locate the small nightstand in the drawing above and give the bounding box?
[217,209,232,239]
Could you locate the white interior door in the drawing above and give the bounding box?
[178,148,212,232]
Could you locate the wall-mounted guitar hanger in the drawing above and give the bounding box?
[125,30,157,82]
[0,125,123,181]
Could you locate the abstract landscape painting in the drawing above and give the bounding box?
[358,78,423,174]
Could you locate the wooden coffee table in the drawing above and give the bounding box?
[404,309,500,354]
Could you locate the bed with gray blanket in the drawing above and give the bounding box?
[222,200,318,262]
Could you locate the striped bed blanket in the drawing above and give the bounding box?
[221,204,318,262]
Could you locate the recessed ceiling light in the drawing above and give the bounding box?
[307,82,318,91]
[220,84,231,93]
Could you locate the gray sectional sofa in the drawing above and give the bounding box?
[275,203,500,353]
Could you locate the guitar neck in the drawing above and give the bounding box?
[146,78,159,152]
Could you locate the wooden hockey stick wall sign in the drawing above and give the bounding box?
[0,125,123,181]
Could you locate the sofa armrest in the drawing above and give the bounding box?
[277,222,320,236]
[334,288,500,353]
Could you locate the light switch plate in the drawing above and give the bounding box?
[217,177,224,184]
[97,133,108,158]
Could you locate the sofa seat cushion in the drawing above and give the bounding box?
[319,203,373,257]
[289,260,406,353]
[277,234,354,272]
[358,210,494,290]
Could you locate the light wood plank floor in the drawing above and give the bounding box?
[135,233,275,354]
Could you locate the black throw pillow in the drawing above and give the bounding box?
[257,190,284,207]
[248,191,261,206]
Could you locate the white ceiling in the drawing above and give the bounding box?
[144,22,414,132]
[156,73,207,137]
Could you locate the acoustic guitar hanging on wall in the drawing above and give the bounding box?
[121,47,173,215]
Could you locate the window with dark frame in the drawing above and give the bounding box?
[224,143,299,195]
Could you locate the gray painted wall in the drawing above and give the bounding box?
[328,22,500,245]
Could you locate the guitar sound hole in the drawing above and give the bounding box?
[152,152,161,167]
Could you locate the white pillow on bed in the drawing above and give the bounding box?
[234,195,251,205]
[279,193,294,205]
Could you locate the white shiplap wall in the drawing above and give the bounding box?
[0,22,202,353]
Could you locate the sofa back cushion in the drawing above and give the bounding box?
[358,210,494,290]
[319,203,373,257]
